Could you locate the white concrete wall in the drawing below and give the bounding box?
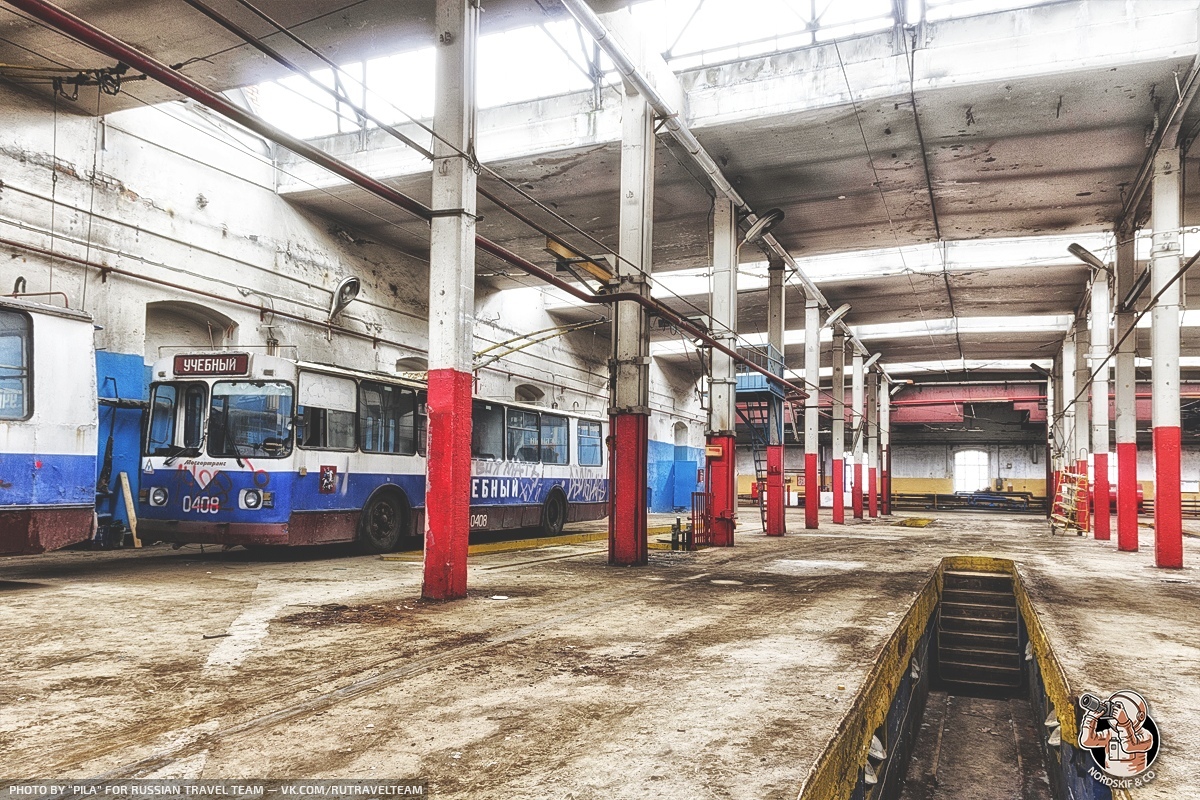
[0,84,705,432]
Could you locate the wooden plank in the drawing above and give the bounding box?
[119,471,141,548]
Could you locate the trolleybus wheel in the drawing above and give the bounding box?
[541,491,567,537]
[359,492,407,553]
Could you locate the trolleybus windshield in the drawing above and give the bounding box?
[208,381,294,459]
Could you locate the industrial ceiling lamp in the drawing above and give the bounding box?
[328,276,361,321]
[823,303,852,327]
[1067,243,1106,271]
[742,208,785,244]
[864,352,882,369]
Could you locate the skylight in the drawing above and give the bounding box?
[247,0,1062,142]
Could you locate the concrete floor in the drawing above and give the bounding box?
[1,511,1197,799]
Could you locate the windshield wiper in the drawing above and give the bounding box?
[220,402,246,468]
[162,444,193,466]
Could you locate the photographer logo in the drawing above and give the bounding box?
[1077,689,1159,788]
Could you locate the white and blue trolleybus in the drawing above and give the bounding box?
[0,296,99,555]
[138,352,608,551]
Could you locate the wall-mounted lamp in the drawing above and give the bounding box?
[1067,243,1106,271]
[864,352,882,369]
[1029,363,1051,378]
[824,303,851,328]
[742,208,784,244]
[328,276,361,321]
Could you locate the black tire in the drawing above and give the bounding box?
[541,491,567,537]
[358,492,407,553]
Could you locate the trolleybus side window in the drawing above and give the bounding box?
[472,401,504,460]
[507,408,540,462]
[0,309,31,420]
[577,420,603,467]
[416,392,428,457]
[540,414,569,465]
[208,381,294,459]
[359,381,417,455]
[298,406,357,450]
[297,372,357,451]
[147,384,178,454]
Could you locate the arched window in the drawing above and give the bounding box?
[514,383,545,404]
[954,449,990,493]
[394,356,428,378]
[673,421,689,460]
[144,300,238,362]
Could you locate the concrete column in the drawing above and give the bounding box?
[804,299,820,529]
[707,198,739,547]
[1074,322,1091,529]
[867,369,879,518]
[1090,263,1111,541]
[1114,228,1139,551]
[880,379,891,515]
[608,85,655,565]
[765,257,786,536]
[1061,335,1075,481]
[851,351,865,519]
[1151,148,1183,568]
[831,332,846,524]
[423,0,478,601]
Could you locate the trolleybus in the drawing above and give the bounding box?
[137,352,608,551]
[0,296,99,555]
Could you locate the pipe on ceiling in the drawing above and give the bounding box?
[1118,55,1200,229]
[557,0,873,360]
[5,0,807,398]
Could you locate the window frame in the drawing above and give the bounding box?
[144,382,179,456]
[577,420,603,467]
[297,404,359,452]
[206,379,296,460]
[506,407,541,463]
[0,309,32,422]
[358,379,419,456]
[539,413,570,465]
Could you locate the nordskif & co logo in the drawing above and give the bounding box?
[1077,689,1159,788]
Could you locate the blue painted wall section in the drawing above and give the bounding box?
[646,439,703,512]
[95,352,149,530]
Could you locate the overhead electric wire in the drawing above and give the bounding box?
[175,0,782,364]
[1055,238,1200,425]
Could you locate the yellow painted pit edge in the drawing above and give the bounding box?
[798,554,1079,800]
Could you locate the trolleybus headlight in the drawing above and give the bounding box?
[240,489,263,510]
[149,487,169,507]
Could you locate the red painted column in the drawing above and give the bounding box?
[1093,452,1110,541]
[1154,426,1183,568]
[805,452,819,529]
[1116,443,1138,551]
[707,433,737,547]
[424,369,474,598]
[1150,149,1183,568]
[853,462,864,519]
[832,458,845,524]
[610,413,649,565]
[766,444,785,536]
[868,468,879,518]
[422,0,478,602]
